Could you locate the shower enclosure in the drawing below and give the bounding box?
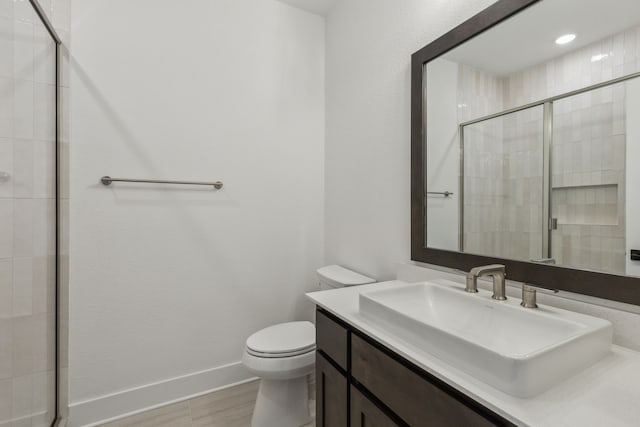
[461,75,631,275]
[1,1,60,426]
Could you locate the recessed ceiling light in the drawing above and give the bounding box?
[555,34,576,45]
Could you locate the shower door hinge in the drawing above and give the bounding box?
[549,218,558,230]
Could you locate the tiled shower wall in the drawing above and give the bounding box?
[458,65,506,257]
[551,86,626,273]
[0,0,70,425]
[458,23,638,273]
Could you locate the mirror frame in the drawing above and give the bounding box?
[411,0,640,306]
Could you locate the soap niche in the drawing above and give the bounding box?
[551,184,619,226]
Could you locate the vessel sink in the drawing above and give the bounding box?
[358,280,612,398]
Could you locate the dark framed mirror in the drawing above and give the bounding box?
[411,0,640,305]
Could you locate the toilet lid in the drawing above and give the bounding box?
[246,321,315,356]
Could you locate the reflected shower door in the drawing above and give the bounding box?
[461,105,545,261]
[0,1,57,426]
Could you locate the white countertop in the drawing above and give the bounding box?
[306,280,640,427]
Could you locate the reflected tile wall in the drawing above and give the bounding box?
[0,0,69,426]
[550,83,626,274]
[462,104,544,261]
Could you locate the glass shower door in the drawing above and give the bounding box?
[1,1,57,425]
[461,105,546,261]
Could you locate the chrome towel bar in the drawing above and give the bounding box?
[101,176,223,190]
[427,191,454,197]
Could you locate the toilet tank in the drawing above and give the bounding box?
[316,265,375,290]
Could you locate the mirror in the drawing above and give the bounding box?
[423,0,640,279]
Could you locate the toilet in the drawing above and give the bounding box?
[242,265,375,427]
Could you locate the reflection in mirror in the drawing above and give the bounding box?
[425,0,640,277]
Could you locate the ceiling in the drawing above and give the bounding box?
[275,0,340,16]
[443,0,640,76]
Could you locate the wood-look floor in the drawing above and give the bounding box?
[98,380,315,427]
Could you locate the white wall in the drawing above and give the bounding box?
[325,0,498,280]
[626,79,640,277]
[69,0,324,424]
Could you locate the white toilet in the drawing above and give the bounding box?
[242,265,375,427]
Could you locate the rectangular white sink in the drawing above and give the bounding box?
[358,280,612,398]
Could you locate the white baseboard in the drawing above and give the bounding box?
[68,361,256,427]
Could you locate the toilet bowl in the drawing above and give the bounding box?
[243,265,375,427]
[242,321,316,427]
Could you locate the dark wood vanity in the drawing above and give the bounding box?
[315,308,515,427]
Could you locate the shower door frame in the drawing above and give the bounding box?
[456,71,640,260]
[25,1,62,426]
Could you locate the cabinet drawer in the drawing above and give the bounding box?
[316,309,348,370]
[351,334,501,427]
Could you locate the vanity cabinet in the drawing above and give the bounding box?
[316,308,515,427]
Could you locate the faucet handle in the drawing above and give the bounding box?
[521,285,538,308]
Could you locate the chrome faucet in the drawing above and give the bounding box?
[465,264,507,301]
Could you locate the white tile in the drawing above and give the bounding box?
[0,319,11,379]
[31,370,54,416]
[51,0,70,32]
[12,257,32,316]
[31,256,53,315]
[12,140,33,198]
[32,199,54,257]
[13,19,33,80]
[13,79,34,139]
[0,77,13,137]
[12,374,32,420]
[0,259,11,318]
[0,377,11,421]
[32,140,55,199]
[34,83,54,141]
[33,23,55,85]
[0,16,12,78]
[12,198,32,258]
[32,313,54,372]
[14,0,33,23]
[0,0,12,18]
[0,199,12,258]
[11,316,33,377]
[0,138,12,198]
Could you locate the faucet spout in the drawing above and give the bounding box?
[465,264,507,300]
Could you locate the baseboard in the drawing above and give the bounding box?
[68,361,255,427]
